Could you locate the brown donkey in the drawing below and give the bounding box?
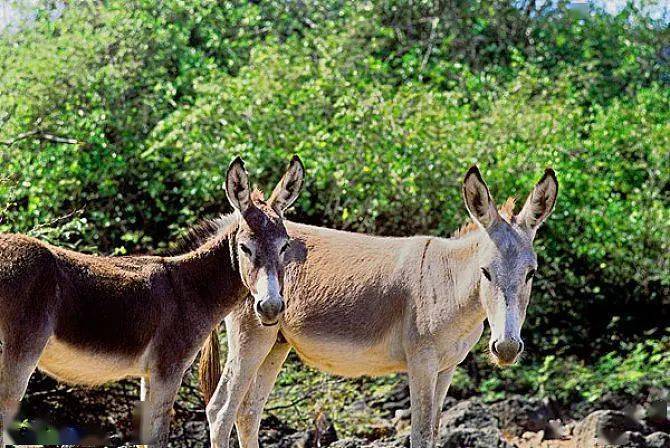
[0,155,305,446]
[201,166,558,448]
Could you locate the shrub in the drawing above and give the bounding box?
[0,0,667,387]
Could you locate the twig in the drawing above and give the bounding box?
[29,207,85,233]
[265,378,347,412]
[0,105,16,131]
[419,17,440,79]
[1,129,83,147]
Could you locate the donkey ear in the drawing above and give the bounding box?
[225,156,252,213]
[268,155,305,215]
[462,165,501,230]
[516,168,558,235]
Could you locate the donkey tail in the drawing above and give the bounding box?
[198,325,222,405]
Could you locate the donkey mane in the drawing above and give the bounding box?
[170,212,245,256]
[452,197,516,238]
[171,189,268,255]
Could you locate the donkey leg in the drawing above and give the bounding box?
[141,372,183,447]
[407,349,439,448]
[208,316,278,448]
[432,368,455,438]
[0,330,51,447]
[236,341,291,448]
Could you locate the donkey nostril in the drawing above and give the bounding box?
[493,339,523,359]
[278,300,286,314]
[255,300,263,315]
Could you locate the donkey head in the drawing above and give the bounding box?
[462,166,558,366]
[225,155,305,326]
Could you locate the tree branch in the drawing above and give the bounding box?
[29,207,86,234]
[1,128,83,147]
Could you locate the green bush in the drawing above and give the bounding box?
[474,334,670,404]
[0,0,668,405]
[144,37,669,355]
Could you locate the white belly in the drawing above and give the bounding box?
[283,323,484,378]
[285,331,406,378]
[38,337,147,386]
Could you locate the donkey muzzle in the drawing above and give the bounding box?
[490,338,523,365]
[255,297,285,326]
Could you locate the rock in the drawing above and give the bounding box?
[646,431,670,448]
[437,426,512,448]
[439,398,499,430]
[330,438,369,448]
[573,410,646,447]
[181,420,206,441]
[393,408,412,433]
[441,397,457,412]
[348,400,368,412]
[435,400,510,448]
[598,392,637,412]
[331,435,409,448]
[374,382,411,418]
[268,431,310,448]
[646,400,670,433]
[490,394,554,436]
[372,434,409,447]
[393,408,411,422]
[545,418,569,440]
[613,430,647,447]
[573,391,637,419]
[520,430,544,445]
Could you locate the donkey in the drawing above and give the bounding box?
[200,166,558,448]
[0,155,305,446]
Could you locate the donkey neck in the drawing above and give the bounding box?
[429,229,495,331]
[167,226,246,315]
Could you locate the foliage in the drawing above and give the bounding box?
[0,0,668,423]
[473,333,670,404]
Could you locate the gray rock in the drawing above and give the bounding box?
[439,398,499,430]
[441,397,457,412]
[435,400,510,448]
[374,382,410,418]
[437,426,512,448]
[393,408,411,421]
[646,431,670,448]
[373,435,410,448]
[329,435,409,448]
[329,438,369,448]
[573,410,646,447]
[266,431,310,448]
[490,395,554,436]
[613,430,647,447]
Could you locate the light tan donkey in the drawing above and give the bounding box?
[201,166,558,448]
[0,155,305,446]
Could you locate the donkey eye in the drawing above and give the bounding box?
[526,269,536,283]
[280,242,290,254]
[239,244,252,256]
[481,267,492,281]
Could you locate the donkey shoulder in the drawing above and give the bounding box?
[0,233,56,280]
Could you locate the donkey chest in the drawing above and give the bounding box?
[434,323,484,371]
[37,337,148,386]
